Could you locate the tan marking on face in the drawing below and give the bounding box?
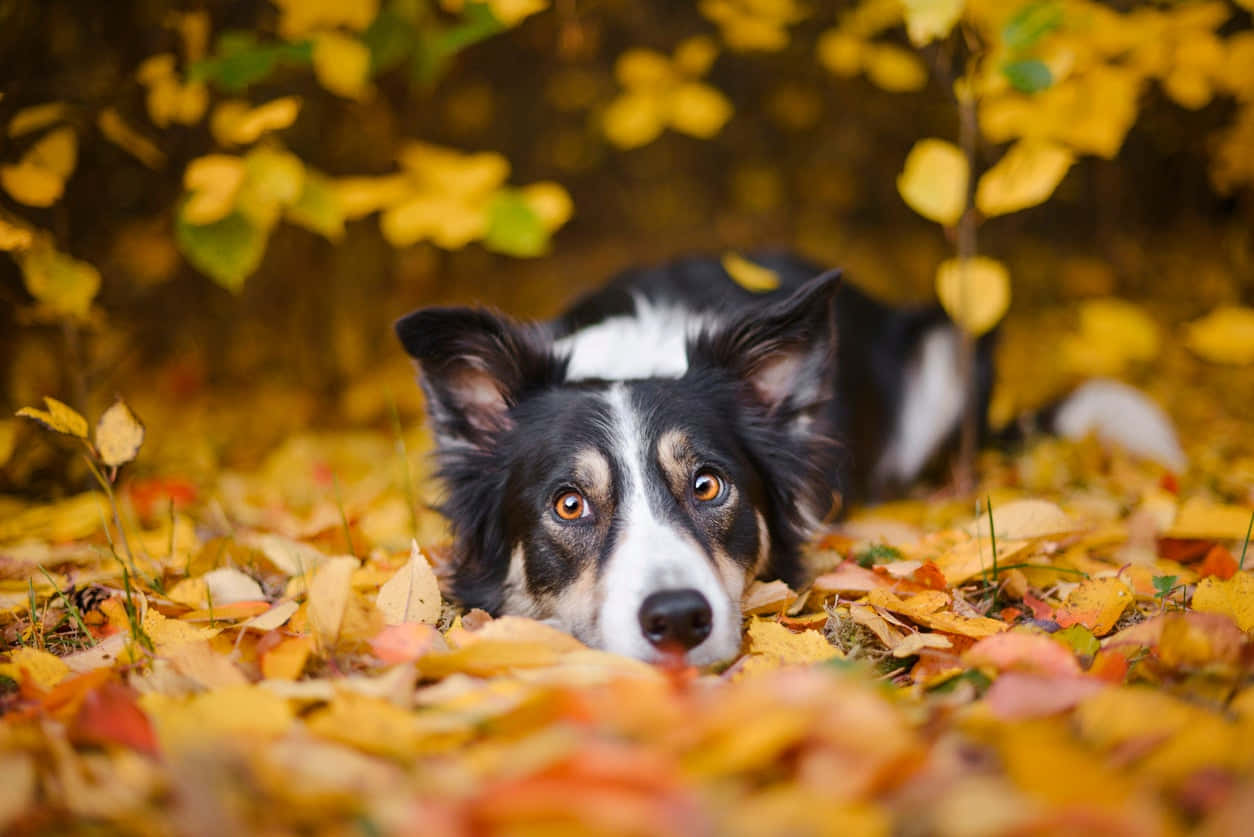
[711,544,750,609]
[753,510,771,578]
[574,447,612,503]
[549,560,603,646]
[503,544,545,618]
[657,428,691,493]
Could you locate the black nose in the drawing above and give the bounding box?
[638,589,713,651]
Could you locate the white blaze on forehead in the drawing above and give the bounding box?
[555,296,712,381]
[597,385,742,665]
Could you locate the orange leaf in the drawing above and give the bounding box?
[70,682,159,756]
[1196,544,1238,580]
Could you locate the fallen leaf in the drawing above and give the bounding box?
[69,681,159,756]
[1055,578,1133,636]
[746,619,841,665]
[1166,498,1254,540]
[375,540,442,626]
[965,498,1076,539]
[721,251,781,293]
[1191,573,1254,631]
[985,672,1107,720]
[864,589,1007,639]
[202,567,265,605]
[369,622,446,664]
[0,647,71,691]
[261,635,314,680]
[964,631,1082,676]
[307,556,360,650]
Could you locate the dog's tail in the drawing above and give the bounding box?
[1008,378,1187,472]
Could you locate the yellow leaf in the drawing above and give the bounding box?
[398,143,509,197]
[721,252,781,293]
[0,162,63,207]
[935,256,1010,337]
[210,97,302,147]
[0,647,70,691]
[140,684,295,752]
[1184,306,1254,365]
[1166,497,1254,540]
[380,194,484,248]
[519,181,573,231]
[182,154,246,225]
[273,0,378,39]
[335,174,413,219]
[261,635,314,680]
[864,588,1008,638]
[451,615,585,652]
[243,147,306,207]
[602,91,666,149]
[816,29,863,77]
[1056,578,1133,636]
[94,398,145,467]
[417,640,560,678]
[975,140,1073,217]
[375,540,442,626]
[668,81,734,139]
[0,218,33,252]
[746,619,841,665]
[1061,297,1160,377]
[864,44,928,92]
[97,108,166,169]
[901,0,963,45]
[897,138,968,226]
[16,396,88,440]
[615,49,674,89]
[313,31,372,100]
[307,556,359,651]
[488,0,548,26]
[27,127,77,179]
[8,102,71,137]
[965,498,1077,540]
[674,35,720,76]
[1192,573,1254,632]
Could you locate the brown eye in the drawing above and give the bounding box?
[554,490,587,521]
[692,470,724,502]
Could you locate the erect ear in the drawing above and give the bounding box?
[395,306,563,448]
[690,269,841,414]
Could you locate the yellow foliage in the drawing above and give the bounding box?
[272,0,378,39]
[1184,306,1254,365]
[0,648,70,691]
[7,102,71,137]
[97,108,166,169]
[700,0,806,52]
[1192,573,1254,632]
[862,44,928,92]
[0,217,33,252]
[0,126,77,208]
[900,0,963,46]
[137,54,207,128]
[313,32,372,100]
[1061,298,1160,378]
[182,155,247,225]
[375,541,442,626]
[897,138,968,226]
[816,30,863,77]
[975,140,1074,217]
[15,240,101,320]
[210,97,302,147]
[935,256,1010,337]
[604,39,732,149]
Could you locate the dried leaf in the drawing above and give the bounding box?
[94,398,145,467]
[307,556,360,650]
[375,540,442,626]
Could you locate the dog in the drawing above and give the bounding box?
[396,252,1184,665]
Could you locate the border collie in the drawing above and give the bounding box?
[396,252,1184,665]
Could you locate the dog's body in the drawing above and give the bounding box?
[397,253,1184,664]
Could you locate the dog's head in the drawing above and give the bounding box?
[396,273,840,665]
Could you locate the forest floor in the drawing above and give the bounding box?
[1,297,1253,836]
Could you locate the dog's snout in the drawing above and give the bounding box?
[638,589,713,651]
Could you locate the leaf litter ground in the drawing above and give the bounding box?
[2,312,1254,836]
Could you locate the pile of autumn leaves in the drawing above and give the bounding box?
[2,396,1254,835]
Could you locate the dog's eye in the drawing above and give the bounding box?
[692,469,725,503]
[554,490,588,521]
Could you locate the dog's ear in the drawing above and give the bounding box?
[691,269,841,414]
[395,307,562,448]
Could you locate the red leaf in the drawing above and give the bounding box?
[69,682,159,757]
[1023,592,1055,621]
[911,561,947,591]
[1197,544,1238,581]
[1157,538,1214,563]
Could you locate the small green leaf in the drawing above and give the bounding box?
[411,3,504,83]
[1002,1,1063,52]
[1002,59,1053,93]
[854,543,903,568]
[363,9,418,75]
[484,189,548,257]
[189,31,313,92]
[176,207,268,292]
[1055,624,1100,659]
[1152,574,1179,598]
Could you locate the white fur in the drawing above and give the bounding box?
[596,386,741,664]
[1052,380,1186,471]
[875,325,966,485]
[556,296,711,381]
